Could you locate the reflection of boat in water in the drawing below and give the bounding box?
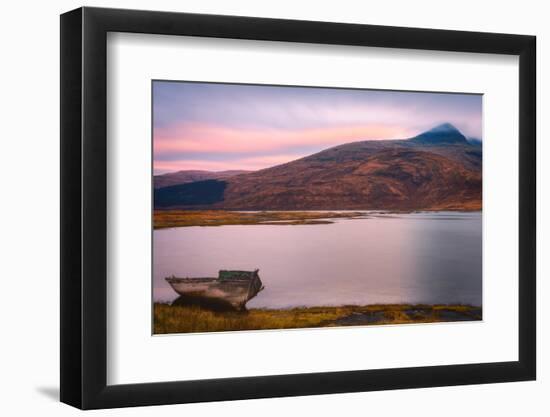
[165,269,264,311]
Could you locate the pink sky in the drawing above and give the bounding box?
[153,81,482,174]
[154,123,411,153]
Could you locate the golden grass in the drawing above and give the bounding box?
[153,303,481,334]
[428,200,482,211]
[153,210,366,229]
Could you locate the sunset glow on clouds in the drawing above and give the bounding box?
[153,81,482,174]
[154,123,411,154]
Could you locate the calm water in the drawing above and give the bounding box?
[153,212,482,308]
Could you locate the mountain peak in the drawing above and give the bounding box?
[410,123,468,145]
[430,122,461,133]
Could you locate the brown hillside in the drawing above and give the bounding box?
[219,147,481,210]
[154,124,482,211]
[154,169,249,189]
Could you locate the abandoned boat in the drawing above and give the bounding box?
[165,269,264,310]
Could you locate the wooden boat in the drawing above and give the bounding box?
[165,269,264,310]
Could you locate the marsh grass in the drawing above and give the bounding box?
[153,303,482,334]
[153,210,365,229]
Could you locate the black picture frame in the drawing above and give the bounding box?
[60,6,536,410]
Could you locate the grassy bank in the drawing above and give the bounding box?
[154,209,481,228]
[154,210,367,229]
[153,303,482,334]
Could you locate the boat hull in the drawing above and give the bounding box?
[166,275,263,310]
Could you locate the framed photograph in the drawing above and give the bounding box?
[60,7,536,409]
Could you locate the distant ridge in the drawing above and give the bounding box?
[154,169,249,189]
[467,137,482,147]
[154,123,482,211]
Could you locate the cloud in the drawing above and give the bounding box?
[153,81,483,174]
[153,81,482,137]
[154,122,413,156]
[154,153,306,174]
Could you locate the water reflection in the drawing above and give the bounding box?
[153,212,482,308]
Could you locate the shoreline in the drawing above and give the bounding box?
[154,208,481,229]
[154,303,482,334]
[154,210,367,229]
